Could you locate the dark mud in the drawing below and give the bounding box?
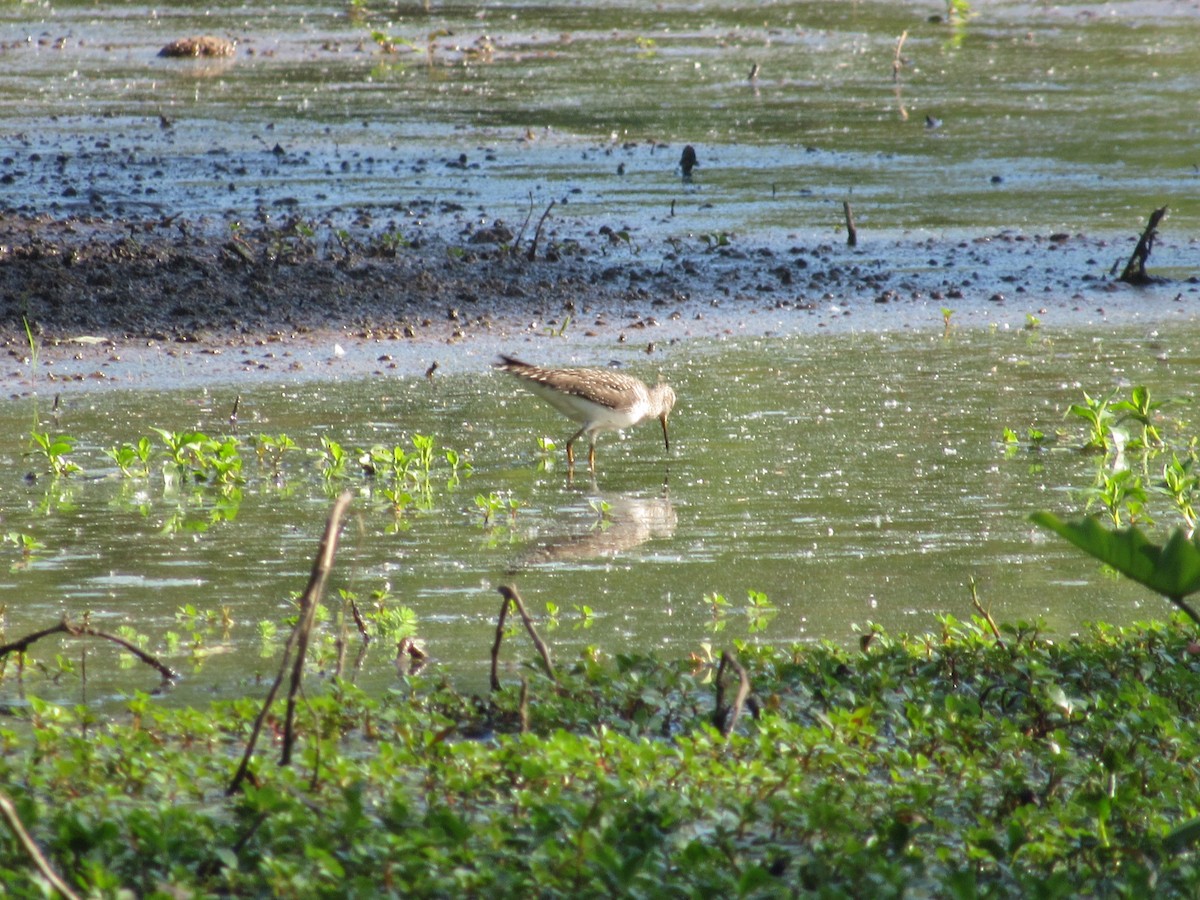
[1,201,1197,393]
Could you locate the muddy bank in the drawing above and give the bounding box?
[1,207,1196,393]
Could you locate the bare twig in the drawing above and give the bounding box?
[510,192,536,257]
[228,492,352,795]
[489,592,511,693]
[349,596,370,642]
[1119,205,1167,284]
[498,585,556,682]
[968,577,1005,648]
[282,492,352,764]
[0,616,177,685]
[491,585,557,691]
[713,650,752,737]
[0,789,81,900]
[843,201,858,247]
[525,200,556,262]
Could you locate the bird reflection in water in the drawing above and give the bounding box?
[517,491,676,568]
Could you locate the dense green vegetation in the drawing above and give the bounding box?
[2,616,1200,897]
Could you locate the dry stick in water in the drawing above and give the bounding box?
[0,616,178,685]
[510,191,536,256]
[843,201,858,247]
[1119,205,1168,284]
[525,199,556,262]
[228,492,353,796]
[491,585,557,691]
[0,790,82,900]
[892,30,908,83]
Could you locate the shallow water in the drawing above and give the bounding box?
[1,325,1197,705]
[3,0,1199,241]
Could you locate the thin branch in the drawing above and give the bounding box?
[510,191,537,257]
[0,789,81,900]
[282,491,353,765]
[525,200,556,262]
[0,616,177,685]
[228,492,353,795]
[968,577,1005,649]
[489,591,511,693]
[496,585,556,683]
[713,650,752,737]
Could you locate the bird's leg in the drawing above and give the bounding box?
[565,426,588,471]
[588,442,597,472]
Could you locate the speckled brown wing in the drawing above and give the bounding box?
[495,355,646,415]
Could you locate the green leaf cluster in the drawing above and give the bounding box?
[4,619,1200,896]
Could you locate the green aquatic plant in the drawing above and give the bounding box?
[1066,389,1117,453]
[10,618,1200,893]
[475,491,519,528]
[745,589,777,634]
[1160,454,1199,533]
[411,433,436,475]
[700,231,732,251]
[250,433,298,478]
[1112,384,1167,449]
[29,431,80,477]
[4,531,44,569]
[589,498,612,527]
[544,314,572,338]
[22,315,39,383]
[105,437,153,478]
[153,428,242,485]
[318,436,349,481]
[1088,468,1149,527]
[704,591,730,633]
[443,447,470,486]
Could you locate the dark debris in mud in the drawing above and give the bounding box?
[0,208,1193,358]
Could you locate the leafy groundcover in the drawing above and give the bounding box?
[3,616,1200,898]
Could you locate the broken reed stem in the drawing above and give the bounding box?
[228,492,353,796]
[510,191,536,256]
[1119,205,1167,284]
[843,201,858,247]
[0,616,178,685]
[0,790,82,900]
[491,584,557,691]
[526,200,556,262]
